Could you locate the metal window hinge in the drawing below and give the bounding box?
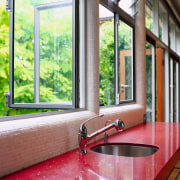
[6,0,12,11]
[5,91,10,107]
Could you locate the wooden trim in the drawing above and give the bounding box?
[155,148,180,180]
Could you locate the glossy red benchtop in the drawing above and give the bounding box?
[3,122,180,180]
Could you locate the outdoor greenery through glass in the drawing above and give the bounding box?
[146,42,153,122]
[0,0,74,116]
[145,0,153,32]
[99,4,134,106]
[14,0,73,104]
[119,20,133,102]
[99,5,114,106]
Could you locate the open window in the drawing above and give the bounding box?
[146,40,164,122]
[169,58,179,122]
[99,2,135,106]
[6,0,79,109]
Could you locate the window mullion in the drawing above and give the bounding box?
[151,45,156,122]
[9,0,14,107]
[114,13,119,105]
[34,7,40,104]
[73,0,79,108]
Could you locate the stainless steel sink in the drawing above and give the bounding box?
[91,143,159,157]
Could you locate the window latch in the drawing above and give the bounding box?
[6,0,12,11]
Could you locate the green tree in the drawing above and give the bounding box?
[0,0,73,116]
[99,19,133,106]
[99,20,115,106]
[0,5,9,116]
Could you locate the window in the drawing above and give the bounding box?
[176,27,180,55]
[146,41,164,122]
[146,42,155,122]
[118,0,135,17]
[145,0,159,36]
[146,0,168,44]
[145,0,153,32]
[6,0,80,109]
[169,17,176,51]
[111,0,137,18]
[99,5,114,106]
[99,2,134,106]
[169,58,179,122]
[159,2,168,44]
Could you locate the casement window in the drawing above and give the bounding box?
[158,2,168,44]
[169,58,179,123]
[5,0,80,109]
[145,0,168,42]
[146,41,164,122]
[99,1,135,106]
[145,0,180,123]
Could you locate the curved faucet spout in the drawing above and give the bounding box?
[78,116,125,154]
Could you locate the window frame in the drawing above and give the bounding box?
[100,0,135,106]
[169,56,179,123]
[145,40,156,122]
[6,0,80,109]
[145,0,180,122]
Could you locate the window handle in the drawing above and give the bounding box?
[120,84,130,88]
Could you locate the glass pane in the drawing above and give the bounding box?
[145,0,153,32]
[169,59,173,122]
[173,61,178,122]
[14,0,73,105]
[169,18,175,51]
[14,1,35,103]
[146,43,153,122]
[99,5,114,106]
[159,15,163,41]
[176,27,180,55]
[39,4,72,104]
[0,0,10,116]
[159,2,168,44]
[118,0,134,17]
[119,21,133,101]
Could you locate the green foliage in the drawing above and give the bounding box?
[145,16,153,32]
[13,0,73,104]
[99,20,115,106]
[0,0,72,116]
[0,6,10,116]
[99,19,133,106]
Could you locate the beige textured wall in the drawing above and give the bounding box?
[86,0,100,115]
[135,0,146,109]
[0,0,146,177]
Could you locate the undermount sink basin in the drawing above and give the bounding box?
[91,143,159,157]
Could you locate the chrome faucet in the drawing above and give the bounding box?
[78,115,125,153]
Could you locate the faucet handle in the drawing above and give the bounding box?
[82,114,104,126]
[79,114,104,142]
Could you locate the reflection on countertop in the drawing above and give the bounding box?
[3,122,180,180]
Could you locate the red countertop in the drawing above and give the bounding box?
[2,122,180,180]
